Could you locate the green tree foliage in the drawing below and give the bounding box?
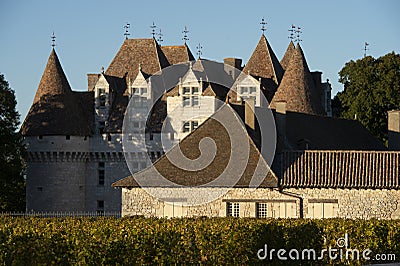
[335,52,400,143]
[0,74,25,211]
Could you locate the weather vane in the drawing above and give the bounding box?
[288,24,296,40]
[260,17,267,34]
[157,28,163,44]
[151,22,157,38]
[364,42,369,57]
[51,32,56,48]
[196,43,203,58]
[124,23,130,39]
[294,25,302,43]
[182,26,189,43]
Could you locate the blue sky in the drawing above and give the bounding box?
[0,0,399,121]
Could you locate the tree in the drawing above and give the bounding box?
[336,52,400,144]
[0,73,25,211]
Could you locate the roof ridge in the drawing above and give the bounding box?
[280,41,295,70]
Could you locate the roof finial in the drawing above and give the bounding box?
[138,63,142,71]
[182,26,189,44]
[363,42,369,57]
[124,22,130,39]
[157,28,163,44]
[150,22,157,39]
[196,43,203,58]
[294,26,302,43]
[101,66,104,74]
[51,32,56,48]
[288,24,296,41]
[260,17,267,35]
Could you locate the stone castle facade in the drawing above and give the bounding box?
[21,29,400,217]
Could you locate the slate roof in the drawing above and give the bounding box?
[113,104,278,188]
[243,34,284,86]
[21,49,94,136]
[271,44,324,116]
[161,44,195,65]
[106,38,169,80]
[280,41,295,70]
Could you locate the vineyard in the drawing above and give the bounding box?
[0,216,399,265]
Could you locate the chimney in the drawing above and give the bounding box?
[275,101,287,152]
[244,99,255,131]
[388,110,400,150]
[224,58,243,79]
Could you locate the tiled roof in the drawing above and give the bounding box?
[113,104,278,188]
[106,38,169,80]
[283,111,387,150]
[161,44,195,65]
[243,34,284,87]
[21,49,94,136]
[280,41,295,70]
[279,150,400,189]
[271,44,324,115]
[33,49,72,103]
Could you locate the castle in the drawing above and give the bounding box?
[21,27,400,218]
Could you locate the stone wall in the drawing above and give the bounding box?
[121,187,400,219]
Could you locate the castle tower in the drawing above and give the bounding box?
[270,43,324,116]
[21,48,94,211]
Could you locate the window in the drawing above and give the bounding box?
[141,87,147,95]
[192,96,199,106]
[98,88,106,106]
[183,122,190,133]
[191,121,199,131]
[192,87,199,94]
[107,134,112,142]
[66,135,70,140]
[183,87,191,95]
[256,203,268,218]
[183,121,199,133]
[183,96,190,107]
[37,187,43,192]
[98,162,105,186]
[227,202,240,217]
[97,200,104,214]
[308,200,338,219]
[133,87,140,95]
[249,86,257,94]
[38,135,43,140]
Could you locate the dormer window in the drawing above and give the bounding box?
[98,88,106,107]
[238,86,257,102]
[182,86,200,107]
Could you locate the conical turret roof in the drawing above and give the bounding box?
[33,48,72,104]
[243,34,284,84]
[280,41,295,71]
[21,49,94,136]
[271,43,324,115]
